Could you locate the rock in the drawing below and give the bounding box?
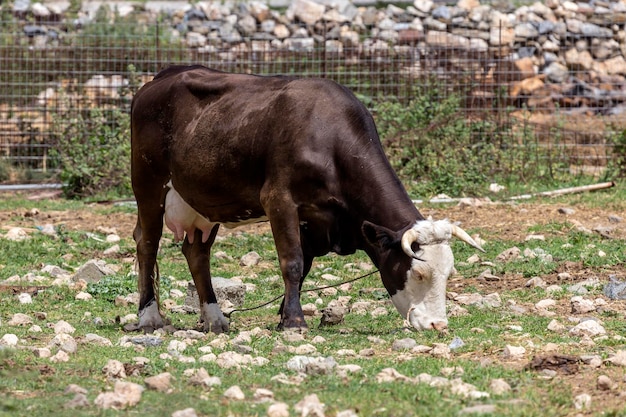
[54,320,76,334]
[17,293,33,304]
[496,247,520,262]
[319,305,347,326]
[72,259,116,283]
[33,347,52,358]
[573,393,592,410]
[84,333,112,346]
[605,351,626,367]
[604,276,626,300]
[291,0,325,25]
[392,338,417,351]
[172,409,198,417]
[503,345,526,359]
[103,359,127,379]
[223,385,245,400]
[187,368,221,387]
[185,279,245,311]
[65,393,90,409]
[490,378,511,395]
[267,402,290,417]
[94,381,144,410]
[50,350,70,362]
[569,320,606,337]
[570,296,596,314]
[8,313,33,326]
[240,251,261,266]
[294,394,325,416]
[75,291,93,301]
[1,334,19,347]
[4,227,29,241]
[597,375,614,391]
[49,333,77,354]
[144,372,173,392]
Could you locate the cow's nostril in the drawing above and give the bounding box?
[431,321,448,333]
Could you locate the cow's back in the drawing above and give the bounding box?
[131,65,397,227]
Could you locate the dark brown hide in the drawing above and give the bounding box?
[130,65,422,332]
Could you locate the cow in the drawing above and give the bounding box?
[129,65,484,335]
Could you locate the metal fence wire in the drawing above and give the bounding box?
[0,15,623,182]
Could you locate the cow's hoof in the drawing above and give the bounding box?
[277,320,308,333]
[199,303,229,334]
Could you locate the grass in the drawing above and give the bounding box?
[1,189,626,416]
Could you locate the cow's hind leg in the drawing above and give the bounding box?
[128,189,169,333]
[182,226,229,334]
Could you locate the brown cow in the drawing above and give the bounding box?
[129,65,483,334]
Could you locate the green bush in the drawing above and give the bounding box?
[51,108,131,199]
[375,86,493,197]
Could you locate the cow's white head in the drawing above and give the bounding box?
[391,219,484,332]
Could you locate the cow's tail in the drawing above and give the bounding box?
[153,262,162,315]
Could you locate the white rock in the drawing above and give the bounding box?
[17,293,33,304]
[50,350,70,363]
[103,359,127,379]
[33,347,52,358]
[94,381,144,409]
[1,334,19,346]
[8,313,33,326]
[168,340,187,353]
[75,291,93,301]
[240,251,261,266]
[570,320,606,337]
[54,320,76,334]
[294,344,317,355]
[490,378,511,395]
[172,408,198,417]
[605,350,626,367]
[535,299,556,309]
[570,296,596,314]
[84,333,113,346]
[574,393,592,410]
[503,345,526,359]
[5,227,29,241]
[294,394,325,416]
[223,385,245,400]
[144,372,173,392]
[253,388,274,402]
[267,402,290,417]
[49,333,77,353]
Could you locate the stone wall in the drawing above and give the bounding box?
[8,0,626,115]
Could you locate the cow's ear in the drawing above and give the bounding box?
[362,221,399,250]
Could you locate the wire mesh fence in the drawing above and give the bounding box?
[0,12,623,185]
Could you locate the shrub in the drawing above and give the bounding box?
[51,108,131,199]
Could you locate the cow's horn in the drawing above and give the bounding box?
[401,228,420,259]
[450,224,485,252]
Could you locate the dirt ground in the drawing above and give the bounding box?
[2,189,626,415]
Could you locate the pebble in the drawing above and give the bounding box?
[223,385,245,400]
[8,313,33,326]
[144,372,173,392]
[17,293,33,304]
[597,375,614,391]
[172,409,198,417]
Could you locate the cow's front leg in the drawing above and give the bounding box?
[182,226,229,334]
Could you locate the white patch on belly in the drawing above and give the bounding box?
[164,181,266,238]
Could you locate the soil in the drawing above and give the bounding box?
[1,189,626,415]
